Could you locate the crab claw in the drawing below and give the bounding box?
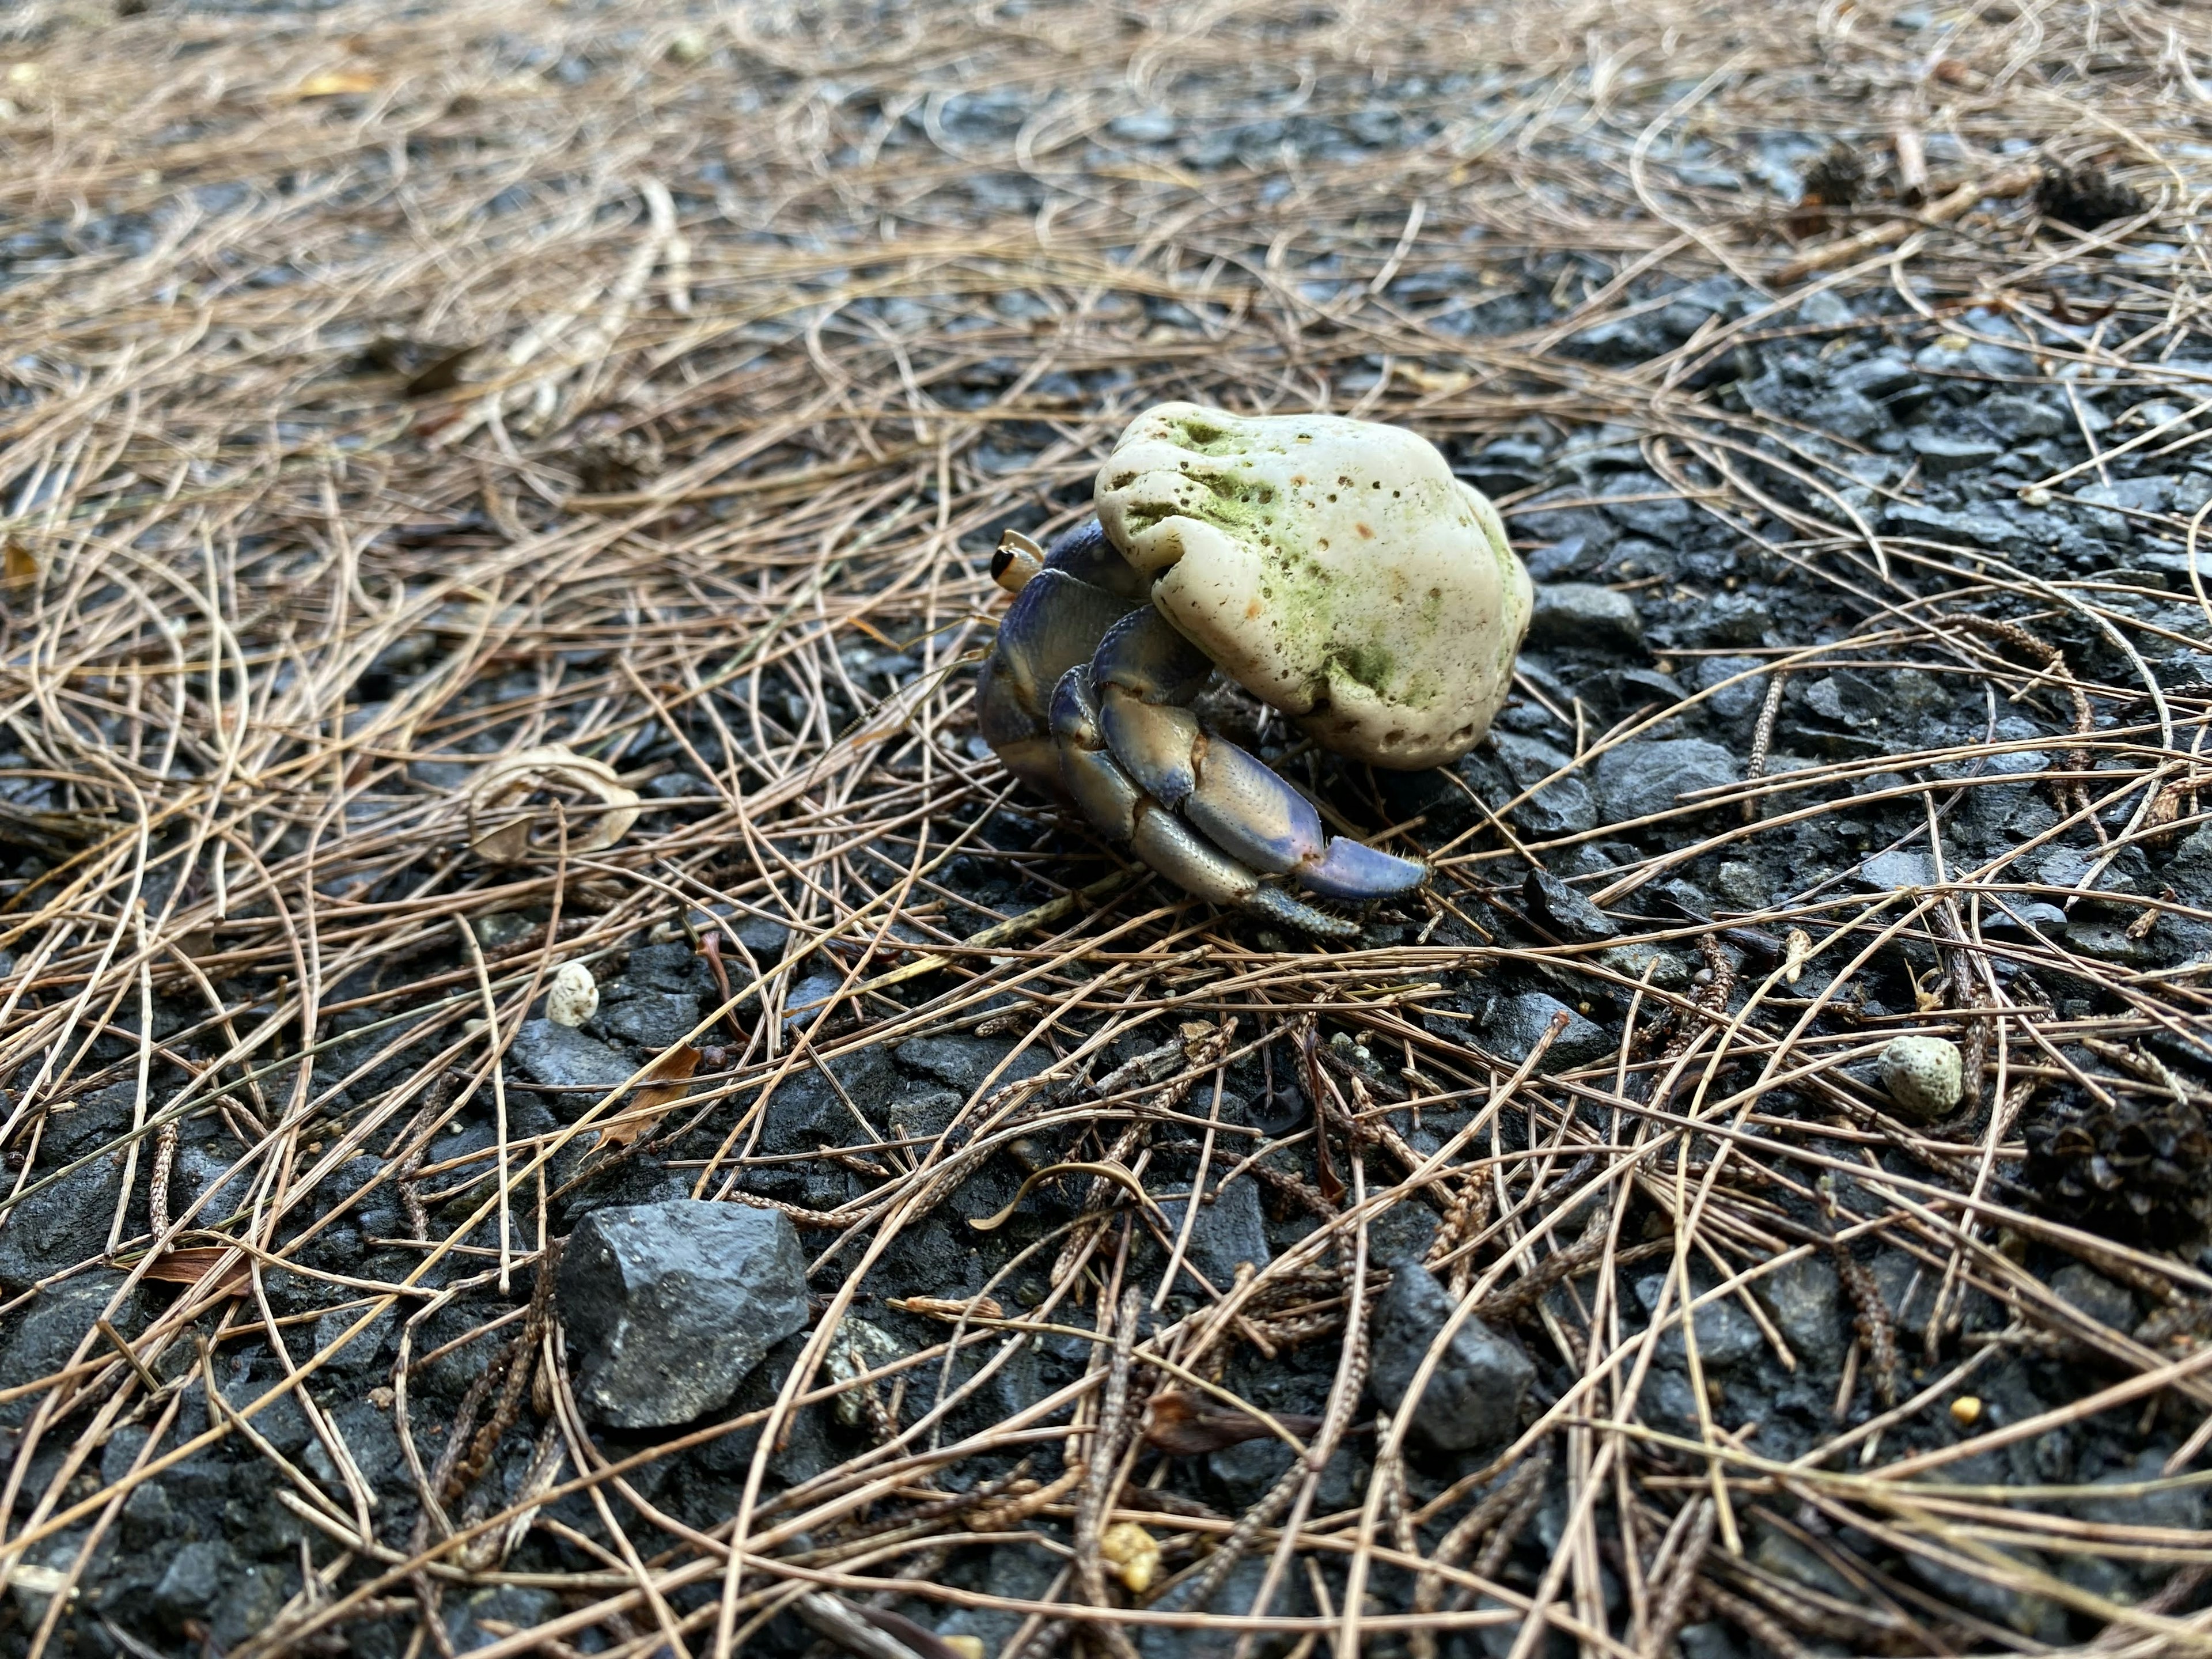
[1088,609,1426,903]
[1051,664,1365,940]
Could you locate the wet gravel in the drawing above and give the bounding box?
[3,2,2211,1656]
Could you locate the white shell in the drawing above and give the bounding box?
[1878,1035,1963,1120]
[1094,402,1532,770]
[546,961,599,1028]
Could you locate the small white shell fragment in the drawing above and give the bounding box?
[1099,1521,1160,1593]
[1878,1035,1964,1120]
[546,961,599,1028]
[1093,402,1532,770]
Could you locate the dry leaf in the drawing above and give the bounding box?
[3,537,37,591]
[134,1247,249,1297]
[595,1044,699,1149]
[291,70,380,98]
[463,743,640,863]
[1141,1387,1321,1456]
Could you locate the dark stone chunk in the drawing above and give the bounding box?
[1522,869,1618,942]
[0,1279,145,1422]
[558,1200,809,1428]
[1593,738,1737,823]
[0,1161,124,1291]
[1756,1256,1844,1368]
[760,1047,900,1153]
[2051,1263,2135,1331]
[1482,993,1612,1071]
[1527,582,1644,653]
[447,1586,561,1653]
[1883,501,2008,548]
[1909,431,2003,474]
[622,941,712,994]
[596,987,702,1049]
[895,1035,1049,1093]
[1157,1176,1271,1295]
[153,1540,228,1624]
[1835,353,1920,400]
[1486,733,1596,836]
[507,1019,635,1092]
[310,1306,398,1377]
[1369,1259,1533,1450]
[1690,592,1773,647]
[1635,1273,1766,1370]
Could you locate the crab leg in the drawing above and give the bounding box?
[1090,610,1427,901]
[976,566,1143,789]
[1050,666,1360,939]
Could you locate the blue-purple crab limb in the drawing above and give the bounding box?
[976,520,1426,938]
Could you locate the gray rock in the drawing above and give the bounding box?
[211,1562,289,1648]
[301,1400,402,1489]
[1756,1256,1844,1368]
[172,1139,257,1227]
[1522,869,1618,941]
[760,1047,899,1153]
[1636,1273,1766,1370]
[1883,501,2008,548]
[153,1540,228,1622]
[595,987,701,1049]
[1836,353,1920,400]
[448,1586,561,1653]
[1482,991,1611,1071]
[507,1019,635,1092]
[1693,655,1769,719]
[1368,1198,1441,1264]
[620,940,710,993]
[1599,941,1691,989]
[1858,849,1937,891]
[895,1035,1049,1092]
[1486,732,1597,836]
[935,1546,1059,1657]
[310,1306,397,1376]
[2051,1263,2134,1332]
[1691,591,1774,647]
[1802,389,1887,442]
[883,1086,964,1142]
[558,1200,810,1428]
[0,1279,144,1414]
[1594,738,1737,823]
[1980,393,2067,441]
[1369,1259,1532,1450]
[1713,861,1768,910]
[1527,582,1644,653]
[1910,431,2003,474]
[0,1162,123,1291]
[1159,1175,1271,1294]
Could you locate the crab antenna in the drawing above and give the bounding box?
[991,529,1046,594]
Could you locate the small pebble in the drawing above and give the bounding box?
[1878,1034,1964,1120]
[1099,1522,1159,1593]
[546,961,600,1028]
[1951,1395,1983,1427]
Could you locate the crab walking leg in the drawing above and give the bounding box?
[1050,667,1359,940]
[1090,610,1428,901]
[976,567,1145,789]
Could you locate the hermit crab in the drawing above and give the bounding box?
[978,403,1531,937]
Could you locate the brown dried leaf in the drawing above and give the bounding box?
[134,1248,249,1297]
[3,537,37,591]
[1141,1387,1321,1456]
[595,1044,699,1149]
